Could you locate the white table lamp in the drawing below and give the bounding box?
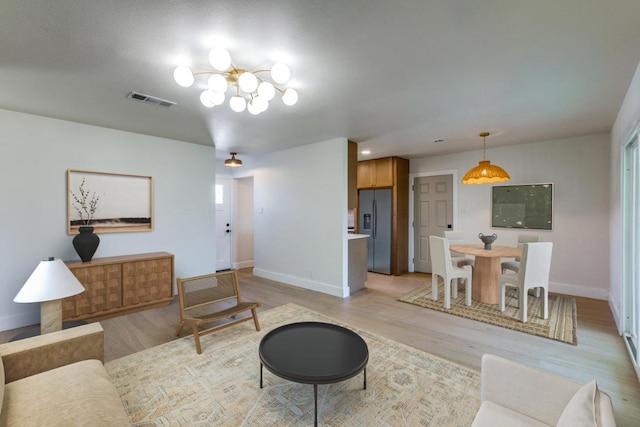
[14,257,85,334]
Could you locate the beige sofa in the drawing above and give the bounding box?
[472,354,616,426]
[0,323,129,427]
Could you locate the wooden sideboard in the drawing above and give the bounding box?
[63,252,174,321]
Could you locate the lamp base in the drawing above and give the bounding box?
[40,299,63,334]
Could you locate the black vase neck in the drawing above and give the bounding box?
[78,226,95,233]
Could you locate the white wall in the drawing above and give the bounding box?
[411,133,611,299]
[235,137,349,297]
[0,109,216,331]
[611,61,640,328]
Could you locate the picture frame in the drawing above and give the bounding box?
[491,183,553,230]
[67,169,153,234]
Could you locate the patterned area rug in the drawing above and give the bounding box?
[398,286,577,345]
[105,303,480,426]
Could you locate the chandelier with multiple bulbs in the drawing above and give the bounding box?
[173,48,298,115]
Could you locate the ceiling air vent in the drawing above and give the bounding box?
[127,91,176,108]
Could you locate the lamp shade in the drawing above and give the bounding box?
[461,160,511,185]
[14,258,85,303]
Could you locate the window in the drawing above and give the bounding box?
[215,184,223,205]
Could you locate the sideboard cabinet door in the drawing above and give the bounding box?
[64,252,174,321]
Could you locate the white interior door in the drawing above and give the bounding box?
[413,175,453,273]
[215,177,232,271]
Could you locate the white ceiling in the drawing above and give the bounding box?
[2,1,640,160]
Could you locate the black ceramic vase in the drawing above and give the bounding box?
[478,232,497,250]
[73,226,100,262]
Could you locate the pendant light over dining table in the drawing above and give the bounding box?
[462,132,510,185]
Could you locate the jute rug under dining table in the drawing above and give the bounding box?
[398,285,577,345]
[105,303,480,426]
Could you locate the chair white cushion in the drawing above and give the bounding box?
[453,257,474,268]
[556,379,598,427]
[501,260,519,272]
[472,401,549,427]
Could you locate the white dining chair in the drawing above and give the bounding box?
[499,242,553,323]
[443,230,474,269]
[429,235,473,309]
[501,233,541,297]
[501,233,541,274]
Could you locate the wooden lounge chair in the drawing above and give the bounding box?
[176,269,261,354]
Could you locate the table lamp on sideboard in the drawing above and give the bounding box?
[14,257,85,334]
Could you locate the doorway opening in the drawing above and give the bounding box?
[215,175,255,271]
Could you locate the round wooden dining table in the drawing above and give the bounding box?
[449,244,521,304]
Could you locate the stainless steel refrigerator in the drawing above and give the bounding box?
[359,189,393,274]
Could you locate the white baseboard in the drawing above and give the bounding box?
[253,268,348,298]
[550,281,609,300]
[608,298,622,332]
[0,310,39,332]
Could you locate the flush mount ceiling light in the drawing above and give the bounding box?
[462,132,510,185]
[173,48,298,115]
[224,152,243,167]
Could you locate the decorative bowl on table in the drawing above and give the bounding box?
[478,233,497,250]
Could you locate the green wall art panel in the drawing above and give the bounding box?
[491,183,553,230]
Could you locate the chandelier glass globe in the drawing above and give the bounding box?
[208,48,231,71]
[247,100,261,115]
[209,91,225,106]
[238,72,258,93]
[271,63,290,84]
[257,81,276,100]
[252,95,268,113]
[229,95,247,112]
[282,88,298,106]
[208,74,228,93]
[174,66,194,87]
[200,90,225,108]
[200,91,215,108]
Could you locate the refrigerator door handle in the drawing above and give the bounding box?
[372,198,377,239]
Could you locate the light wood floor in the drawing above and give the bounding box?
[2,270,639,426]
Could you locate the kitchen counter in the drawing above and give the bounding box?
[347,234,368,294]
[347,233,368,240]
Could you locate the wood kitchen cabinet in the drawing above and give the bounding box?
[357,156,409,275]
[357,157,394,188]
[63,252,174,321]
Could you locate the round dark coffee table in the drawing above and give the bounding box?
[259,322,369,426]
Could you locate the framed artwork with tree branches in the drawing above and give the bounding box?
[67,169,153,234]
